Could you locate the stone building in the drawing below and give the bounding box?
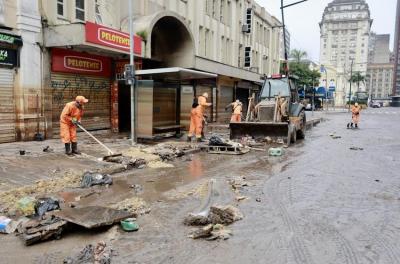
[393,0,400,96]
[320,0,372,106]
[366,32,393,100]
[0,0,282,142]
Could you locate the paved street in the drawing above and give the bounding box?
[0,108,399,263]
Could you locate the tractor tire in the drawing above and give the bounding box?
[297,110,306,140]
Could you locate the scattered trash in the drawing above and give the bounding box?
[19,150,26,156]
[0,216,12,234]
[276,138,284,144]
[209,136,230,146]
[350,147,364,151]
[256,198,261,203]
[120,218,139,232]
[268,147,283,156]
[330,134,342,139]
[375,179,381,183]
[130,184,143,194]
[64,241,114,264]
[19,215,67,246]
[265,136,273,144]
[208,205,243,225]
[81,172,113,188]
[189,223,232,240]
[52,206,133,229]
[33,197,60,217]
[288,177,292,180]
[235,196,248,202]
[43,146,54,153]
[104,156,147,169]
[16,197,36,216]
[229,177,251,191]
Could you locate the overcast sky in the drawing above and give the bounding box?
[257,0,397,62]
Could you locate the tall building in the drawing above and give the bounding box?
[320,0,372,106]
[368,33,390,63]
[393,0,400,95]
[366,33,393,100]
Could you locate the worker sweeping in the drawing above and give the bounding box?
[188,93,212,142]
[60,96,89,155]
[347,102,361,129]
[226,100,243,123]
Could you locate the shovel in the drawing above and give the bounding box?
[76,123,122,160]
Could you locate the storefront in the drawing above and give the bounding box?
[0,32,22,143]
[50,48,112,135]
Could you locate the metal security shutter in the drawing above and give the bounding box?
[51,73,111,135]
[0,68,15,143]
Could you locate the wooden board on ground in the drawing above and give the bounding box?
[200,145,250,155]
[52,206,133,229]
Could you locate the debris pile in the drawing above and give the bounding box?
[35,197,60,217]
[184,204,243,241]
[350,147,364,151]
[144,143,187,161]
[110,197,151,217]
[329,134,342,139]
[81,172,113,188]
[104,156,147,169]
[64,241,114,264]
[229,177,251,192]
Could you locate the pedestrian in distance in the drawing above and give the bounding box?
[187,93,212,142]
[347,102,361,129]
[225,99,243,123]
[60,96,89,155]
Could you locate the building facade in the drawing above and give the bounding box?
[0,0,282,142]
[366,32,394,100]
[393,0,400,95]
[279,27,291,60]
[320,0,372,106]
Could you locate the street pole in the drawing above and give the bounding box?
[348,59,354,112]
[325,70,328,112]
[280,0,307,74]
[129,0,136,144]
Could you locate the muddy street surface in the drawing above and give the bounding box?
[1,108,400,264]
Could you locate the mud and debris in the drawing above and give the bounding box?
[350,146,364,151]
[19,215,67,246]
[64,241,114,264]
[104,156,147,169]
[35,197,60,217]
[189,223,233,240]
[81,172,113,188]
[109,197,151,217]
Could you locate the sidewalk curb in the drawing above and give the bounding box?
[306,118,322,130]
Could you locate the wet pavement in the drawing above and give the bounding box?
[1,108,400,263]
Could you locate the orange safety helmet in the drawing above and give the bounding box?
[75,96,89,104]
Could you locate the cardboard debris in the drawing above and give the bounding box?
[64,241,113,264]
[52,206,133,229]
[19,216,67,246]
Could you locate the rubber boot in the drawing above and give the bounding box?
[355,124,358,129]
[65,143,72,156]
[71,142,81,155]
[187,136,192,142]
[350,123,354,128]
[347,123,350,129]
[196,137,205,143]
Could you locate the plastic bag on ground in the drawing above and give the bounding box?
[35,198,60,217]
[208,136,230,146]
[81,172,113,188]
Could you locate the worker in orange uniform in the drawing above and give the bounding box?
[187,92,212,142]
[226,100,243,122]
[347,102,361,129]
[60,96,89,155]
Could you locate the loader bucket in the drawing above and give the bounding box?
[230,122,290,142]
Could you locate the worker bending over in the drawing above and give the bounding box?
[226,100,243,123]
[188,92,212,142]
[348,102,361,129]
[60,96,89,155]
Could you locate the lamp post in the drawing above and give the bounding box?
[128,0,136,144]
[348,59,354,112]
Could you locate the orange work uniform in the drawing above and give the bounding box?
[230,102,242,123]
[60,101,83,143]
[351,105,361,124]
[188,96,210,138]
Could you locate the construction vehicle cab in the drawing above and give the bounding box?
[230,74,306,145]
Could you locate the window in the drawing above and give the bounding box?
[95,0,102,23]
[57,0,64,17]
[75,0,85,21]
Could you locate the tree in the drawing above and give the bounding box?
[288,62,321,88]
[290,49,308,63]
[350,72,366,92]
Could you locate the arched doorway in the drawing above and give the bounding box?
[150,16,194,68]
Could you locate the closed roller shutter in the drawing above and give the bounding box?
[51,73,110,135]
[0,68,15,143]
[218,86,234,122]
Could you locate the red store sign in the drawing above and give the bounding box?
[85,21,142,55]
[51,48,111,77]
